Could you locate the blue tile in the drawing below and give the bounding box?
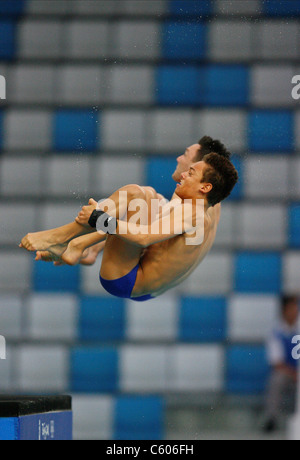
[79,296,126,341]
[114,396,164,440]
[33,261,80,293]
[169,0,212,16]
[71,347,119,392]
[0,21,16,59]
[226,345,269,395]
[235,252,282,294]
[289,204,300,248]
[162,21,207,60]
[179,296,227,342]
[54,110,99,152]
[263,0,300,16]
[227,155,243,200]
[146,156,177,200]
[249,111,294,152]
[0,418,17,441]
[0,0,26,16]
[156,66,204,105]
[204,65,249,106]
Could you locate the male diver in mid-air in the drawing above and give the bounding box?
[33,136,230,267]
[20,137,238,301]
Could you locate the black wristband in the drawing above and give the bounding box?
[88,210,103,228]
[88,210,118,234]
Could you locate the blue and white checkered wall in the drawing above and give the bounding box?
[0,0,300,439]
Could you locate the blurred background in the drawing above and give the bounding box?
[0,0,299,440]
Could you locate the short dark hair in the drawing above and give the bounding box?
[202,153,238,206]
[196,136,231,161]
[281,295,298,314]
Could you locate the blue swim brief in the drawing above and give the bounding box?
[100,263,154,302]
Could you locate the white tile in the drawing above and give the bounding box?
[112,21,161,59]
[56,66,104,106]
[45,156,91,197]
[149,110,194,151]
[195,110,247,153]
[120,346,168,392]
[101,110,147,150]
[209,21,254,61]
[64,21,110,59]
[0,157,43,196]
[107,65,154,105]
[27,294,78,341]
[0,252,32,292]
[27,0,71,15]
[290,158,300,199]
[10,65,55,104]
[255,21,299,60]
[39,203,82,231]
[251,65,296,107]
[214,203,236,247]
[283,252,300,295]
[72,395,114,441]
[4,110,52,151]
[18,20,63,58]
[126,294,178,341]
[228,294,280,342]
[0,204,37,244]
[17,346,69,392]
[73,0,117,15]
[169,345,224,392]
[215,0,262,15]
[180,252,233,295]
[244,156,290,199]
[236,204,287,249]
[119,0,167,15]
[92,155,145,195]
[0,346,14,392]
[0,335,5,361]
[0,64,8,101]
[0,295,23,339]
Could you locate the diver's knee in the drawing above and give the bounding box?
[143,186,157,198]
[120,184,146,200]
[120,184,144,195]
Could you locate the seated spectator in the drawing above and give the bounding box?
[263,295,299,433]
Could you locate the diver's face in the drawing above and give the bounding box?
[284,300,299,327]
[172,144,201,183]
[175,161,208,200]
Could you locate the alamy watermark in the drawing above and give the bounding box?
[292,335,300,360]
[0,335,6,360]
[0,75,6,100]
[95,193,205,246]
[292,76,300,100]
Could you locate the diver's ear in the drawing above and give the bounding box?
[199,183,212,195]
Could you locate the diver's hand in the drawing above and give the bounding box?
[76,198,98,227]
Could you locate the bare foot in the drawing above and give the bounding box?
[61,240,86,266]
[79,247,99,266]
[36,251,59,262]
[36,247,98,267]
[19,229,69,256]
[35,251,66,266]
